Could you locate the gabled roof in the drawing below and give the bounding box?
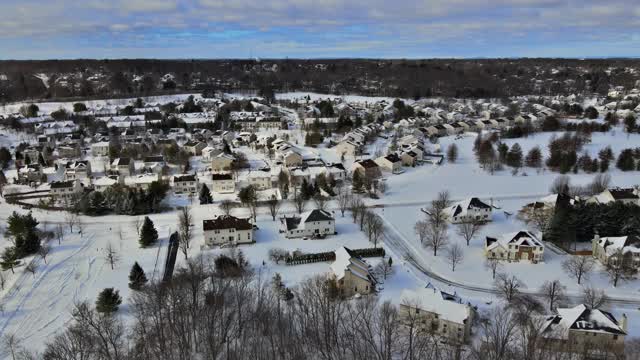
[400,285,471,324]
[50,180,76,189]
[608,188,638,200]
[212,173,233,181]
[112,157,131,166]
[174,174,197,182]
[302,209,334,223]
[445,197,491,218]
[486,230,543,251]
[203,215,252,231]
[330,246,375,284]
[542,304,626,340]
[597,235,640,256]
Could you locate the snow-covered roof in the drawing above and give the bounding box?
[486,230,543,251]
[542,304,626,340]
[400,286,471,325]
[330,247,373,283]
[444,197,491,219]
[597,235,640,256]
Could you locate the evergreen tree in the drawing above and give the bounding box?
[604,112,617,126]
[0,248,20,273]
[497,143,509,164]
[96,288,122,313]
[446,143,458,163]
[15,229,41,257]
[624,114,637,133]
[352,170,363,192]
[199,184,213,205]
[139,217,158,247]
[128,262,148,290]
[525,146,542,168]
[584,106,598,119]
[6,211,39,239]
[506,143,523,168]
[616,149,636,171]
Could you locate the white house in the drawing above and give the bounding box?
[400,284,474,343]
[374,153,403,173]
[50,179,82,199]
[173,174,199,195]
[280,209,336,238]
[592,234,640,268]
[203,215,254,247]
[247,171,272,190]
[588,188,639,206]
[93,176,118,192]
[111,157,135,177]
[64,160,92,181]
[484,230,545,263]
[211,173,235,193]
[330,246,376,298]
[444,197,493,223]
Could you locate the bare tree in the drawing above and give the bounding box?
[421,191,451,256]
[604,250,636,287]
[178,206,193,260]
[495,273,523,302]
[485,258,503,279]
[349,197,364,224]
[37,244,51,264]
[518,206,554,235]
[336,189,351,217]
[375,257,394,280]
[446,243,464,271]
[266,196,281,221]
[220,199,234,216]
[424,220,448,256]
[583,286,608,309]
[471,308,518,360]
[55,224,64,245]
[133,216,142,237]
[64,211,78,233]
[24,262,37,277]
[2,334,22,360]
[588,173,611,195]
[413,220,428,244]
[456,219,484,246]
[104,242,119,270]
[268,248,289,264]
[0,272,5,290]
[562,256,595,284]
[539,280,566,311]
[293,190,307,214]
[313,194,328,211]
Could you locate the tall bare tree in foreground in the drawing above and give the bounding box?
[104,242,119,270]
[583,286,608,309]
[421,191,451,256]
[266,195,281,221]
[336,189,351,217]
[562,255,595,284]
[456,219,484,246]
[539,280,566,311]
[446,243,464,271]
[495,273,523,303]
[220,199,234,216]
[178,206,193,259]
[485,258,503,279]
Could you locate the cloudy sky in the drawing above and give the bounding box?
[1,0,639,59]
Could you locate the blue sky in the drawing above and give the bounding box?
[1,0,639,59]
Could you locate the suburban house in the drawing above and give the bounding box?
[17,164,43,183]
[211,153,235,172]
[330,246,376,298]
[444,197,493,223]
[211,173,235,193]
[50,179,83,199]
[588,188,639,206]
[183,140,207,156]
[202,215,254,247]
[400,284,474,343]
[540,304,627,356]
[93,175,118,192]
[142,156,165,174]
[485,230,545,263]
[111,157,135,176]
[125,173,161,191]
[173,174,199,195]
[280,209,336,238]
[64,160,92,181]
[375,153,403,173]
[335,140,360,157]
[351,159,382,179]
[247,171,272,190]
[401,151,419,167]
[282,150,304,167]
[592,234,640,268]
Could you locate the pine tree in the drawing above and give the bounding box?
[497,143,509,164]
[199,184,213,205]
[506,143,523,168]
[95,288,122,313]
[139,217,158,247]
[446,143,458,163]
[616,149,636,171]
[128,262,148,290]
[0,248,20,273]
[15,229,41,257]
[525,146,542,168]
